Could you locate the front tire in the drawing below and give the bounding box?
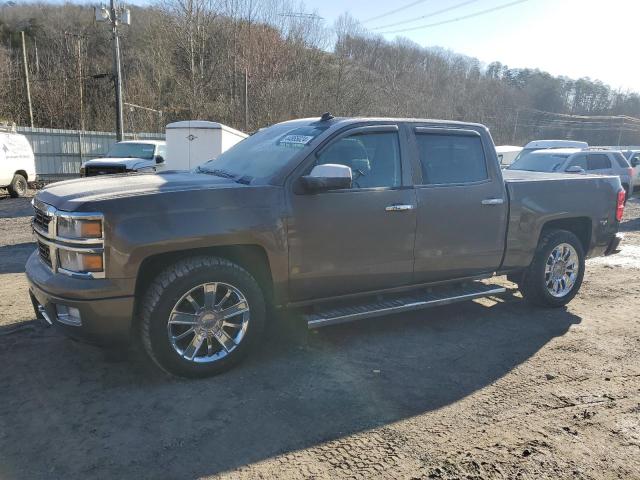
[519,229,585,307]
[8,174,27,198]
[139,256,266,378]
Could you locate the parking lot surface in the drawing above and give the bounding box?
[0,191,639,479]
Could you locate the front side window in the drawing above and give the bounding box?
[566,154,587,170]
[416,133,488,184]
[587,154,611,170]
[156,144,167,159]
[315,131,402,189]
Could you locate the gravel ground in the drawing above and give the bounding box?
[0,190,638,480]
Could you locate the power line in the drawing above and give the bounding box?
[379,0,530,34]
[361,0,431,24]
[371,0,480,31]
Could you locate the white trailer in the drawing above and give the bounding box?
[165,121,248,170]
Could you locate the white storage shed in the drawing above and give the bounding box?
[165,121,248,170]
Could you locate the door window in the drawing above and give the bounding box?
[416,133,488,184]
[587,154,611,170]
[315,131,401,188]
[567,154,587,170]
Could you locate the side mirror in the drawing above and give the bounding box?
[565,166,586,174]
[155,155,164,164]
[300,164,352,193]
[631,158,639,167]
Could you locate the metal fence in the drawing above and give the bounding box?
[16,126,165,182]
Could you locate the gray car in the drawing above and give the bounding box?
[622,150,640,190]
[509,148,635,200]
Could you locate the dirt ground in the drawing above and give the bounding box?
[0,190,638,480]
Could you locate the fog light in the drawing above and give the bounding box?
[56,304,82,326]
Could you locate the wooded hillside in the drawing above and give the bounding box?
[1,1,639,145]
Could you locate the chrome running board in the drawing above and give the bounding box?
[305,282,506,329]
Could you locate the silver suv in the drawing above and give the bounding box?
[509,148,635,201]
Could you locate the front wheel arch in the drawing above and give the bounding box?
[138,255,266,377]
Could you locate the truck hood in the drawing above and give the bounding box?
[37,171,242,211]
[82,157,154,170]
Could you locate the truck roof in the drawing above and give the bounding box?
[117,139,165,146]
[527,148,582,156]
[278,116,489,131]
[524,140,588,149]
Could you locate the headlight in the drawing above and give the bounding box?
[57,216,102,239]
[58,249,104,273]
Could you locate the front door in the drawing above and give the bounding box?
[410,127,508,282]
[287,125,417,301]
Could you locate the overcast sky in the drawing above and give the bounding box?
[310,0,637,93]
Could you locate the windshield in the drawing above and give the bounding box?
[508,152,570,172]
[107,142,156,160]
[511,148,537,164]
[196,123,329,181]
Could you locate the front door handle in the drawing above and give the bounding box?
[385,204,415,212]
[481,198,504,205]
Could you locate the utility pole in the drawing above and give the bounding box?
[96,2,129,141]
[110,0,124,141]
[20,31,34,128]
[512,109,519,144]
[65,32,85,131]
[617,118,624,146]
[244,68,248,132]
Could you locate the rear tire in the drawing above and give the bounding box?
[518,229,585,307]
[139,256,266,378]
[8,174,27,198]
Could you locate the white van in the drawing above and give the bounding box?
[0,126,36,198]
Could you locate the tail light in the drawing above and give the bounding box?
[616,189,625,222]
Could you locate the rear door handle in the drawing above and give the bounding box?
[481,198,504,205]
[385,204,415,212]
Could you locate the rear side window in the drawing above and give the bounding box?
[415,133,488,184]
[587,154,611,170]
[613,152,630,168]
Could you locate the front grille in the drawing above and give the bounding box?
[33,207,51,232]
[85,165,127,176]
[37,240,52,268]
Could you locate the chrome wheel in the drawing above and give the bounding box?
[167,282,250,363]
[545,243,579,298]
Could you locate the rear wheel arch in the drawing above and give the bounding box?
[538,217,591,255]
[15,169,28,181]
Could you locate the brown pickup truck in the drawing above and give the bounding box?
[26,116,625,377]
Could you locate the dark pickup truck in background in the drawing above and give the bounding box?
[26,116,625,377]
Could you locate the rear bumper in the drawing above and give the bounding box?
[604,233,624,256]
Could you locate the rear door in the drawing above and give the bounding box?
[410,127,508,283]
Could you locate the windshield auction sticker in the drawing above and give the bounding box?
[278,134,314,147]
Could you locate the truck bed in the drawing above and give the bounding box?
[501,169,622,269]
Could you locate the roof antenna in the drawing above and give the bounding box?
[320,112,334,121]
